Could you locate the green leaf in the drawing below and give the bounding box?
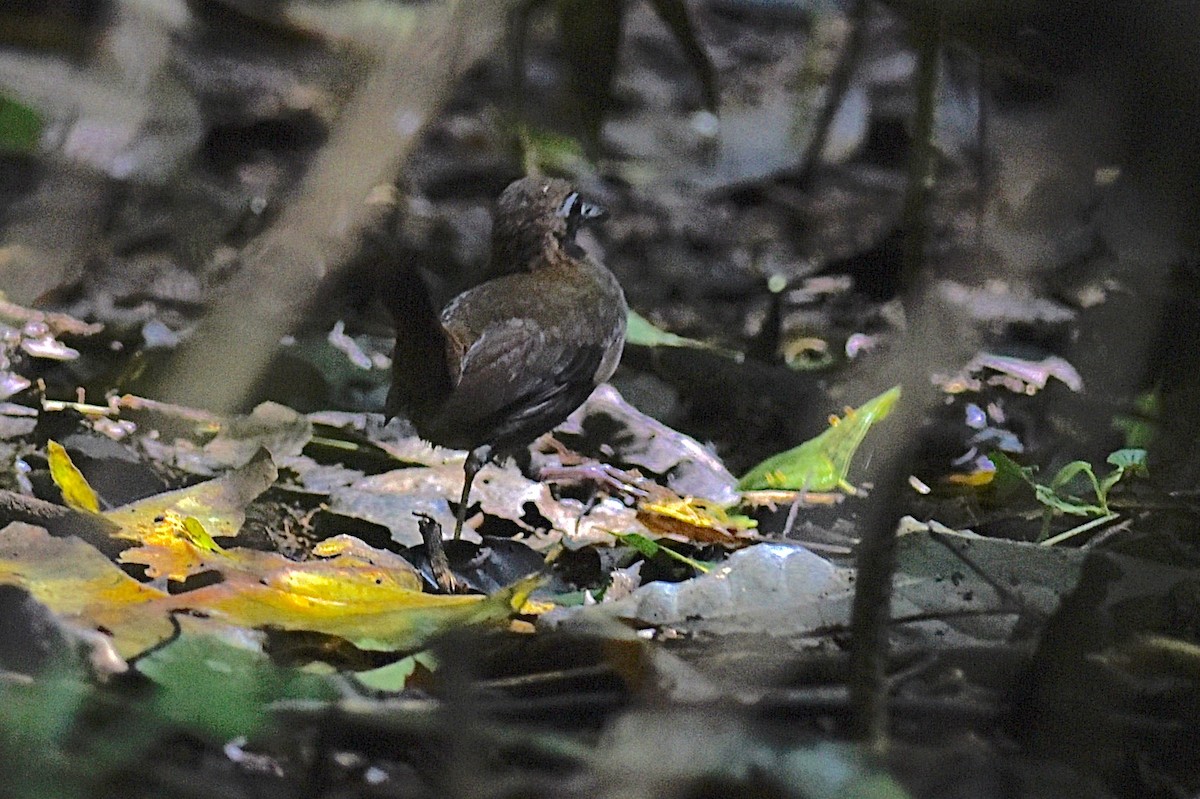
[1112,390,1159,449]
[647,0,719,111]
[1106,448,1148,473]
[355,650,438,692]
[1033,484,1103,517]
[612,531,712,573]
[1097,448,1148,503]
[0,669,104,799]
[0,666,88,755]
[619,531,661,559]
[182,516,225,553]
[518,125,591,177]
[995,446,1147,526]
[1047,460,1100,496]
[738,386,901,491]
[0,655,222,799]
[625,309,741,359]
[988,450,1036,487]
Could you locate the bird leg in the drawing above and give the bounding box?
[453,445,490,540]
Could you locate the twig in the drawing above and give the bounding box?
[415,512,459,594]
[114,394,223,426]
[1041,513,1120,547]
[0,489,124,557]
[794,0,871,186]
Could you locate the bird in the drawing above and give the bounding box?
[385,176,627,541]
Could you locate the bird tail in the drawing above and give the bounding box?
[383,260,454,420]
[357,206,451,423]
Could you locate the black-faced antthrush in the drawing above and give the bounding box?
[386,177,627,540]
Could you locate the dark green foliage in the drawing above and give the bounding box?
[0,95,41,153]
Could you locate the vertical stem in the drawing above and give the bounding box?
[846,435,915,750]
[847,13,941,753]
[900,16,942,290]
[974,56,989,254]
[417,512,458,593]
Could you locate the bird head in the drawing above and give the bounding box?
[490,177,606,273]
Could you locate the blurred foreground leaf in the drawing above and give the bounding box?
[0,94,41,153]
[136,632,340,740]
[0,666,133,799]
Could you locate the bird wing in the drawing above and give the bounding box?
[422,316,605,451]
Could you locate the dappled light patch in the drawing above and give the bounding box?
[103,449,278,546]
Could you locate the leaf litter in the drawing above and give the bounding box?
[0,373,907,678]
[1,297,1192,798]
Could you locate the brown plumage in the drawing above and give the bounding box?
[386,177,627,539]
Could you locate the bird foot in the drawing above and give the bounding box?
[538,461,651,498]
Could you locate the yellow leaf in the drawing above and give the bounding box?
[47,440,100,513]
[103,449,277,543]
[944,470,995,487]
[637,491,757,544]
[0,522,175,658]
[0,522,538,658]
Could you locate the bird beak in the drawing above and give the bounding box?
[579,201,607,222]
[559,192,608,224]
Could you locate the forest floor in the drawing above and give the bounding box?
[1,1,1199,797]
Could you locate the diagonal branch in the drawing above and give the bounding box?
[149,1,517,413]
